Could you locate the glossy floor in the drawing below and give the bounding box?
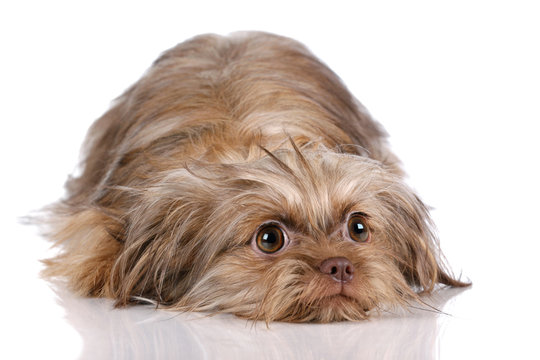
[41,285,469,359]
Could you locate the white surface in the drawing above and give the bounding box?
[1,1,539,359]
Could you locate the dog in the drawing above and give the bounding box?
[42,32,469,322]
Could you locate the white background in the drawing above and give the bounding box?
[1,1,539,359]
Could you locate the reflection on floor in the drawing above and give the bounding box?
[52,284,468,359]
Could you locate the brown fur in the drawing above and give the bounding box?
[42,32,469,322]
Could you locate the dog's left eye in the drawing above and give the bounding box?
[347,214,370,242]
[256,225,285,254]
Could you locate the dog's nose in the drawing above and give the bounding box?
[319,257,354,283]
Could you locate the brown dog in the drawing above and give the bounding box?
[42,32,469,322]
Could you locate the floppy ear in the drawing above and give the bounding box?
[41,166,219,307]
[40,207,123,298]
[379,188,470,293]
[437,266,471,287]
[402,232,471,293]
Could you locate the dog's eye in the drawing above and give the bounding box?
[256,225,285,254]
[347,214,370,242]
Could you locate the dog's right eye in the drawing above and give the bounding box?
[255,225,285,254]
[347,214,370,243]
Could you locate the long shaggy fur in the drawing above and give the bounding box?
[41,32,469,322]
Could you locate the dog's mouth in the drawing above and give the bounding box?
[311,281,368,308]
[317,284,358,305]
[323,281,356,298]
[316,292,372,318]
[315,293,364,313]
[321,293,354,303]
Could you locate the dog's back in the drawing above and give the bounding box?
[66,32,395,207]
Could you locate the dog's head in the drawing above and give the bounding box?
[103,143,460,322]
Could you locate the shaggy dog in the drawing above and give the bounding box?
[42,32,469,322]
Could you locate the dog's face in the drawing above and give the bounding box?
[110,146,444,322]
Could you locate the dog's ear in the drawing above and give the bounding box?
[107,164,256,307]
[41,207,123,298]
[436,266,471,287]
[378,189,470,292]
[41,168,212,306]
[402,232,470,293]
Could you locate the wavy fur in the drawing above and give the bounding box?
[42,32,469,322]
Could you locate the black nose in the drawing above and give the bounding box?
[319,257,354,283]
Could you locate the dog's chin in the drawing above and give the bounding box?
[317,294,363,310]
[238,299,369,323]
[267,286,373,323]
[299,295,371,323]
[310,286,373,322]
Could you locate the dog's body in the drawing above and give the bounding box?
[43,32,468,322]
